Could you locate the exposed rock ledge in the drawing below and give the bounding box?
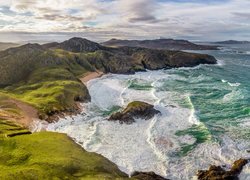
[131,171,169,180]
[109,101,160,124]
[197,158,249,180]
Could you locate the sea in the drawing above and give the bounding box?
[35,43,250,179]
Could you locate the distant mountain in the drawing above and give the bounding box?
[0,42,20,51]
[102,38,218,50]
[214,40,250,44]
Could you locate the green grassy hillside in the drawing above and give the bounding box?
[0,94,130,180]
[1,67,90,119]
[0,119,128,179]
[0,131,129,179]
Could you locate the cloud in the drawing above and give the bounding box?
[116,0,158,23]
[0,0,250,41]
[233,12,250,20]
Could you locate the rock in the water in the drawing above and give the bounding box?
[131,171,169,180]
[197,158,249,180]
[109,101,160,124]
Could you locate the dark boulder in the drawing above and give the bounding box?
[197,158,249,180]
[109,101,160,124]
[131,171,169,180]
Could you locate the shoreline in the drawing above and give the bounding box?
[80,71,104,85]
[28,71,105,131]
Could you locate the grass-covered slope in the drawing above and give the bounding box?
[1,67,90,119]
[0,95,129,180]
[0,120,128,179]
[0,131,128,180]
[0,44,94,86]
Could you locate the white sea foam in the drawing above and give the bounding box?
[217,59,225,66]
[228,82,241,87]
[39,70,249,179]
[221,79,241,87]
[239,118,250,127]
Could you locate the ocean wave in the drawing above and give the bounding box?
[239,118,250,127]
[219,47,248,55]
[217,59,225,66]
[223,90,245,102]
[228,82,241,87]
[221,79,241,87]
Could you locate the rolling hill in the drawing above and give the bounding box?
[102,38,218,50]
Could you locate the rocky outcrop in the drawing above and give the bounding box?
[102,38,219,50]
[109,101,160,124]
[197,158,249,180]
[131,171,169,180]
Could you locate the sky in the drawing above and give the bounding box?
[0,0,249,42]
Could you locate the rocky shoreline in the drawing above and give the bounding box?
[197,159,249,180]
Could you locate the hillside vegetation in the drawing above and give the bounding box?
[0,95,130,179]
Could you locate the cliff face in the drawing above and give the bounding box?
[102,38,219,50]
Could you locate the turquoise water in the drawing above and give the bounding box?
[172,46,250,142]
[150,45,250,156]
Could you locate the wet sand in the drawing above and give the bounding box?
[80,71,104,84]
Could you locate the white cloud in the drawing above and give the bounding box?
[0,0,250,41]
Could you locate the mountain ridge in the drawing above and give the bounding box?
[0,38,217,87]
[102,38,219,50]
[214,40,250,44]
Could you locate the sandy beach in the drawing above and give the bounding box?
[80,71,104,84]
